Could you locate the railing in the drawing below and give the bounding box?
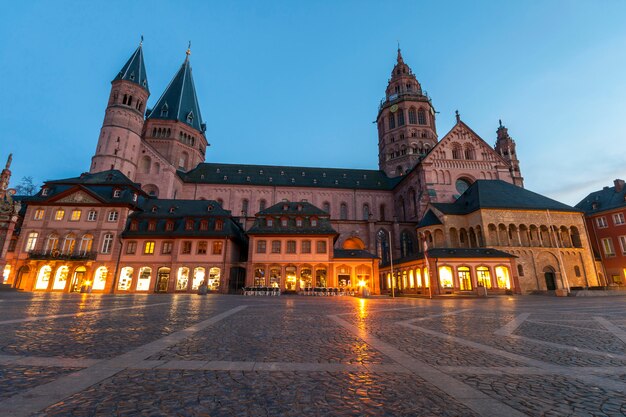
[379,90,431,110]
[27,250,98,261]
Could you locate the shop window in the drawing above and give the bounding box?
[458,266,472,291]
[495,266,511,289]
[52,266,69,290]
[208,267,221,291]
[177,267,190,291]
[137,267,151,291]
[118,267,133,291]
[35,265,52,290]
[477,266,492,289]
[192,267,206,290]
[254,268,266,286]
[439,266,453,288]
[92,267,108,291]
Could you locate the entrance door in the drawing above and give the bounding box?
[544,272,557,291]
[156,269,170,293]
[70,268,87,292]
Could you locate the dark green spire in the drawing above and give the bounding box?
[147,47,204,133]
[113,43,149,92]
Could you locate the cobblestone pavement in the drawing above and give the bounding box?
[0,293,626,416]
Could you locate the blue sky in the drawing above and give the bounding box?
[1,1,625,204]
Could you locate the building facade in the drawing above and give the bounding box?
[576,179,626,285]
[1,43,601,295]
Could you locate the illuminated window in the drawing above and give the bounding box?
[144,241,155,254]
[118,267,133,290]
[476,266,492,289]
[286,240,296,254]
[316,240,327,253]
[107,211,119,222]
[424,267,430,288]
[52,266,69,290]
[137,267,151,291]
[300,268,312,288]
[45,234,58,253]
[3,265,10,283]
[301,240,311,253]
[54,209,65,221]
[25,232,38,252]
[208,267,221,290]
[212,241,223,255]
[35,265,52,290]
[458,266,472,291]
[87,210,97,221]
[192,267,205,290]
[126,241,137,254]
[271,240,281,253]
[61,234,76,254]
[415,268,422,288]
[177,267,190,291]
[254,267,266,286]
[409,270,415,288]
[92,267,108,290]
[34,209,44,220]
[439,266,453,288]
[181,241,192,254]
[495,266,511,289]
[315,268,327,287]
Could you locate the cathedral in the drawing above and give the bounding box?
[0,43,600,295]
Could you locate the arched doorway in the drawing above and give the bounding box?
[155,267,170,293]
[15,266,30,289]
[69,266,87,292]
[544,266,557,291]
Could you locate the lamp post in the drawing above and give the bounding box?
[378,229,395,298]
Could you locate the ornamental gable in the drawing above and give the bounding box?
[54,190,102,205]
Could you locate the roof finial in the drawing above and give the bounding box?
[5,154,12,170]
[139,35,143,47]
[499,119,503,128]
[397,41,403,62]
[455,110,460,123]
[186,41,191,60]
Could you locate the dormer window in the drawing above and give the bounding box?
[200,220,208,231]
[130,220,138,231]
[281,218,288,227]
[132,193,137,202]
[165,221,174,231]
[160,103,169,117]
[267,218,273,227]
[283,204,288,211]
[207,205,213,212]
[215,220,223,231]
[129,72,135,81]
[148,221,156,231]
[113,189,121,198]
[185,219,194,230]
[311,218,318,227]
[41,188,48,196]
[297,205,302,211]
[169,207,176,213]
[151,206,158,213]
[296,218,303,227]
[187,111,194,124]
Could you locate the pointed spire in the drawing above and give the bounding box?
[147,48,204,133]
[397,42,404,63]
[5,153,12,170]
[114,41,149,92]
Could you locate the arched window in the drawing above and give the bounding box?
[35,265,52,290]
[458,266,472,290]
[408,108,417,124]
[397,109,405,126]
[322,201,330,214]
[118,267,133,291]
[340,203,348,220]
[92,267,108,291]
[495,266,511,289]
[417,108,426,125]
[137,267,152,291]
[439,266,453,288]
[455,178,471,195]
[362,204,370,220]
[388,113,395,129]
[464,144,475,160]
[177,267,190,291]
[241,199,249,216]
[52,265,69,290]
[380,204,386,221]
[477,266,492,288]
[45,234,59,253]
[79,234,93,254]
[400,231,414,257]
[452,144,462,160]
[259,199,267,211]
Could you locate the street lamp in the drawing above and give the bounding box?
[377,229,395,298]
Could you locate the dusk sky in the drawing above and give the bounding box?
[1,1,625,205]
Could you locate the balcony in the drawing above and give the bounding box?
[379,90,431,110]
[27,250,98,261]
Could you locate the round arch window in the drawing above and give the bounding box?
[455,178,471,194]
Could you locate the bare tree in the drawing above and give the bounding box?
[14,176,38,196]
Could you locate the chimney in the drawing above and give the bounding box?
[614,179,625,193]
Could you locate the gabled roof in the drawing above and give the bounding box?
[432,180,579,215]
[26,170,144,206]
[417,209,442,227]
[575,182,626,214]
[179,163,401,190]
[147,55,204,133]
[113,45,149,92]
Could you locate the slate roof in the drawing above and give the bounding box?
[575,182,626,214]
[179,163,401,190]
[333,249,378,259]
[147,56,204,132]
[113,45,149,92]
[382,247,516,267]
[123,199,246,241]
[417,209,442,227]
[26,170,144,206]
[432,180,579,215]
[248,201,337,235]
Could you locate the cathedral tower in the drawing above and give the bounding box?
[90,43,149,180]
[143,47,208,172]
[494,120,524,187]
[377,48,437,177]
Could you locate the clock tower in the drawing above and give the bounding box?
[377,48,437,177]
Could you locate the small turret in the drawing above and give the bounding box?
[494,120,524,187]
